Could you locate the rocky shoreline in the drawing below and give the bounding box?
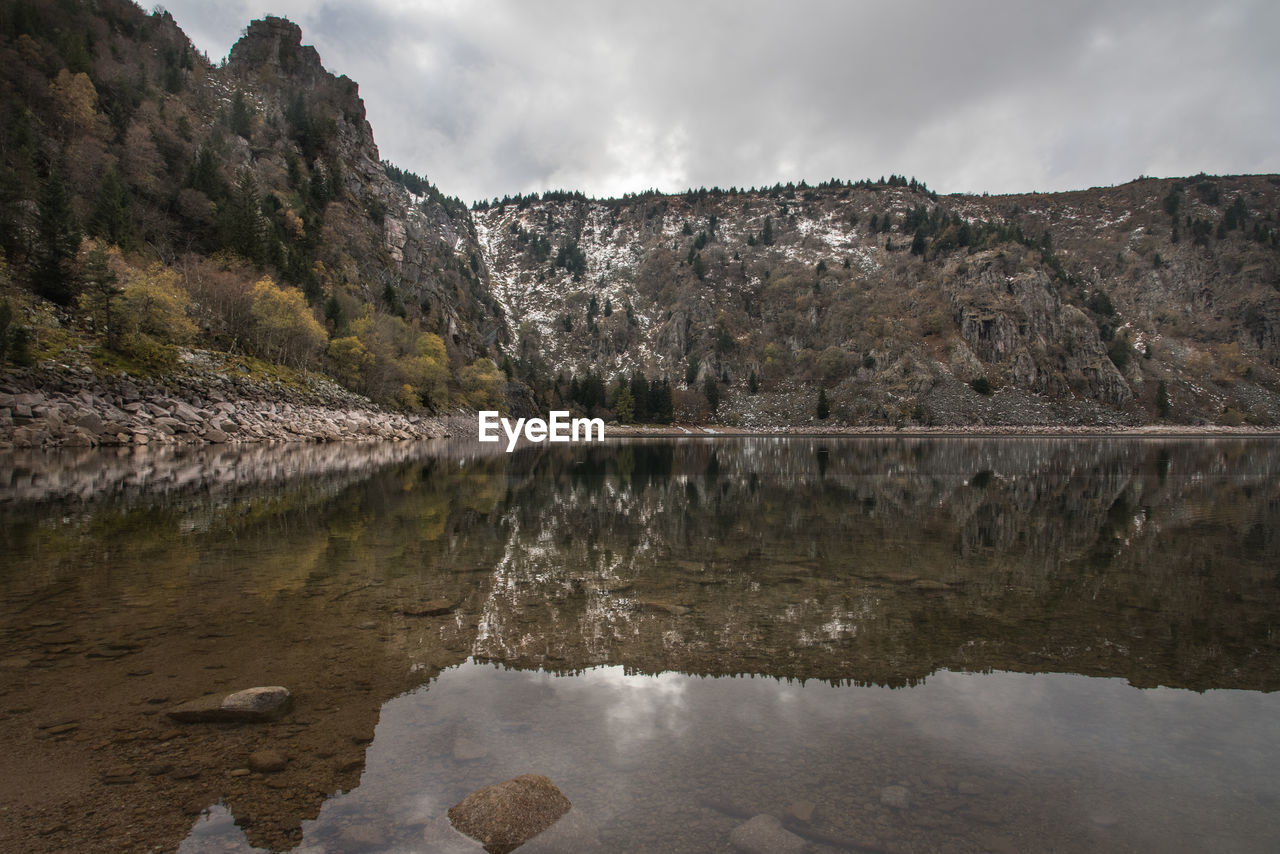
[0,356,466,450]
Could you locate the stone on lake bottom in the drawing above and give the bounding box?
[516,807,601,853]
[398,598,459,617]
[167,686,293,723]
[729,814,807,854]
[453,736,490,762]
[447,774,571,854]
[248,749,287,773]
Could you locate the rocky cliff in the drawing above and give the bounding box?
[221,16,504,358]
[476,176,1280,426]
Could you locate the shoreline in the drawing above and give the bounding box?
[4,357,1277,451]
[603,423,1280,438]
[0,359,470,450]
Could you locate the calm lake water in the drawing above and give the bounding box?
[2,437,1279,853]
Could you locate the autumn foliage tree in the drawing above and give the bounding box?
[459,357,504,411]
[249,276,325,368]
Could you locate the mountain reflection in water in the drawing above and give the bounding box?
[2,437,1278,853]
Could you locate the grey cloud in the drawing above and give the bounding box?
[161,0,1280,204]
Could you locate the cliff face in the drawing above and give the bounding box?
[0,3,504,419]
[220,16,504,358]
[476,177,1280,426]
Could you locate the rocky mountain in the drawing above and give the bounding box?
[1,2,506,423]
[476,176,1280,426]
[2,1,1279,431]
[220,16,504,359]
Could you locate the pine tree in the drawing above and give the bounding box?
[230,90,252,139]
[652,378,674,423]
[703,376,720,415]
[31,172,81,305]
[748,370,759,394]
[188,145,222,199]
[323,294,345,332]
[90,166,134,250]
[816,388,830,420]
[1156,381,1171,418]
[910,228,927,256]
[761,216,774,245]
[629,372,651,422]
[225,169,265,265]
[80,246,122,349]
[613,384,634,423]
[8,324,33,366]
[691,252,706,280]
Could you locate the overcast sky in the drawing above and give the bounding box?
[161,0,1280,205]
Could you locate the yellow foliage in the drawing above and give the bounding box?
[121,264,197,343]
[49,69,97,133]
[250,276,326,368]
[395,383,422,410]
[416,331,446,361]
[458,357,504,411]
[327,335,373,386]
[402,332,450,407]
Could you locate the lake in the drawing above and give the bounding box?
[2,437,1278,853]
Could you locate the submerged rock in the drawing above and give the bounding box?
[167,686,293,723]
[517,807,601,853]
[453,736,490,762]
[786,799,815,823]
[729,814,808,854]
[398,598,459,617]
[248,749,288,773]
[447,774,571,854]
